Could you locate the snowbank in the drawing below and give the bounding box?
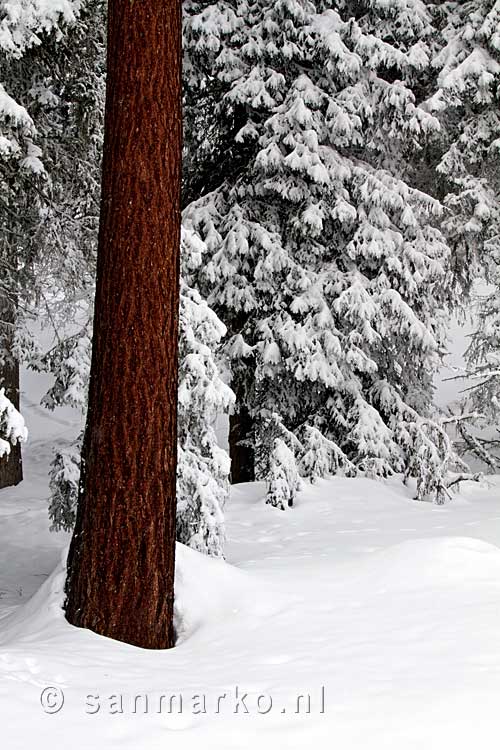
[2,471,500,749]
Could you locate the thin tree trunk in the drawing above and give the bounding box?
[229,395,255,484]
[65,0,182,649]
[0,293,22,488]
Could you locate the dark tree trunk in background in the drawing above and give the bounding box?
[65,0,182,649]
[229,391,255,484]
[0,294,22,488]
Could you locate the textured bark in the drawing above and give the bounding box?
[65,0,182,648]
[0,294,22,489]
[229,397,255,484]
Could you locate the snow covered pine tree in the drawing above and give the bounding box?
[0,0,86,486]
[173,228,235,556]
[426,1,500,469]
[184,0,467,504]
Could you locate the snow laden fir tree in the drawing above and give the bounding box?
[176,228,234,556]
[0,0,82,486]
[425,0,500,469]
[0,0,98,345]
[184,0,471,506]
[0,0,104,487]
[49,228,234,557]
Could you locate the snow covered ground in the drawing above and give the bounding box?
[1,373,500,749]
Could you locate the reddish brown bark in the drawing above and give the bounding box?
[65,0,182,648]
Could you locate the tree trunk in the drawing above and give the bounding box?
[65,0,182,649]
[0,294,22,488]
[229,395,255,484]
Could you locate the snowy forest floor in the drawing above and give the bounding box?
[1,376,500,748]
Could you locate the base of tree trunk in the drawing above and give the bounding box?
[229,404,255,483]
[0,442,23,488]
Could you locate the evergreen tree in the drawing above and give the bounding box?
[177,228,235,556]
[427,1,500,468]
[0,0,100,486]
[184,0,459,501]
[425,0,500,286]
[266,438,302,510]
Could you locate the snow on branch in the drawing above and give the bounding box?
[266,438,302,511]
[0,387,27,458]
[300,425,356,482]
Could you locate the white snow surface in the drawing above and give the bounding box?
[2,373,500,748]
